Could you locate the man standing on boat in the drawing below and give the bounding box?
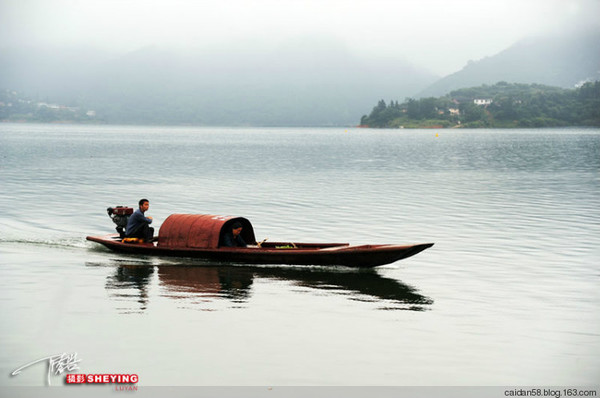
[125,199,154,242]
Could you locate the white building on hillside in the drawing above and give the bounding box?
[474,99,493,106]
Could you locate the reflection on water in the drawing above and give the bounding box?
[104,263,155,313]
[159,266,254,302]
[251,267,433,311]
[94,261,433,313]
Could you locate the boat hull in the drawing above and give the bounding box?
[86,235,433,268]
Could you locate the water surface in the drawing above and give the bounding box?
[1,124,599,386]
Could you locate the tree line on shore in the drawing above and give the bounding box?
[360,81,600,128]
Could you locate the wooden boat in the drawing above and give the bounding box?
[87,214,433,268]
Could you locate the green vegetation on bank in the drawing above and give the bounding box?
[360,81,600,128]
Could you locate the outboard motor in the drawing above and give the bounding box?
[107,206,133,238]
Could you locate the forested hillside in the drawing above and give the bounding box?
[360,81,600,128]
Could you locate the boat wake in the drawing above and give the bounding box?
[0,236,90,250]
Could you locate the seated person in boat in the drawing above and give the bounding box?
[222,222,247,247]
[125,198,154,242]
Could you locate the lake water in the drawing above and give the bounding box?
[1,124,599,388]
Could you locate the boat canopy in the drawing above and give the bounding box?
[158,214,256,249]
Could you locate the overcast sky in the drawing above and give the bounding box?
[1,0,599,76]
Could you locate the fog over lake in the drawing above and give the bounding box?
[1,1,599,396]
[2,0,599,75]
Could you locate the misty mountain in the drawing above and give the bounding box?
[418,28,600,98]
[0,38,437,126]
